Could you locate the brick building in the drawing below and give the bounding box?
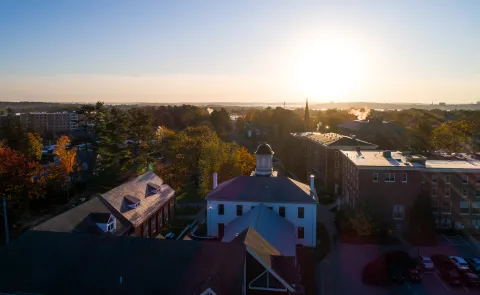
[341,150,480,232]
[289,132,377,195]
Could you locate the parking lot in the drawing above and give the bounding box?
[318,243,480,295]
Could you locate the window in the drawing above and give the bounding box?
[298,207,305,219]
[268,206,273,210]
[460,201,470,214]
[445,187,450,197]
[151,215,157,234]
[384,173,395,183]
[477,190,480,198]
[335,151,339,158]
[446,175,451,184]
[106,221,115,232]
[297,227,305,239]
[402,173,407,183]
[463,188,468,197]
[432,175,437,184]
[145,222,150,238]
[432,201,439,214]
[279,206,286,218]
[473,202,480,214]
[432,188,437,197]
[218,204,224,215]
[441,201,451,214]
[476,176,480,185]
[373,173,378,182]
[236,205,243,216]
[440,218,451,229]
[160,211,163,226]
[335,161,340,168]
[335,171,339,179]
[393,205,405,219]
[462,175,468,184]
[166,205,170,221]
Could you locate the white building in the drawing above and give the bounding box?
[206,142,319,247]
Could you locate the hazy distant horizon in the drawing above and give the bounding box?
[1,1,479,104]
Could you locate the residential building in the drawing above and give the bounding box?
[34,171,175,238]
[0,231,246,295]
[341,150,480,231]
[289,132,377,195]
[206,142,319,247]
[26,112,81,135]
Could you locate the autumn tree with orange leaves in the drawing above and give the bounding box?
[0,146,46,244]
[48,136,76,185]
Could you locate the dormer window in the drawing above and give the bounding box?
[106,216,115,232]
[124,195,141,209]
[91,213,116,233]
[147,182,161,196]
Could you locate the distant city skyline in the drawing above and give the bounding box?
[1,0,479,104]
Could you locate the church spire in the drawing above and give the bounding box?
[304,97,310,131]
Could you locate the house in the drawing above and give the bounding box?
[0,231,246,295]
[33,171,175,238]
[206,142,319,247]
[32,196,131,235]
[289,132,377,195]
[100,171,175,238]
[341,150,480,231]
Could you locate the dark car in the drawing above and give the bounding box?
[439,267,462,285]
[466,257,480,273]
[460,271,480,287]
[388,265,405,284]
[362,260,389,286]
[406,268,422,283]
[431,254,455,269]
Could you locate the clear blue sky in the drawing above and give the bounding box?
[1,0,479,103]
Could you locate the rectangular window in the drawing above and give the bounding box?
[463,188,468,197]
[335,171,339,179]
[473,202,480,215]
[402,173,407,183]
[477,190,480,198]
[432,201,439,214]
[472,220,480,228]
[476,176,480,185]
[432,175,437,184]
[445,187,450,197]
[335,161,340,168]
[236,205,243,216]
[463,175,468,185]
[160,211,163,227]
[384,173,395,182]
[460,201,470,214]
[446,175,451,184]
[297,227,305,239]
[298,207,305,219]
[218,204,224,215]
[393,205,405,219]
[432,188,437,197]
[441,201,451,214]
[279,206,286,218]
[373,173,378,182]
[335,151,339,158]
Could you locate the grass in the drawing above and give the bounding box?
[175,182,202,203]
[159,219,193,238]
[175,205,202,216]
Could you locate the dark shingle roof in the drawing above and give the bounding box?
[206,176,318,204]
[255,142,274,154]
[0,231,246,295]
[32,197,130,235]
[291,132,377,148]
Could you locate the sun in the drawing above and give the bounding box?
[293,40,367,99]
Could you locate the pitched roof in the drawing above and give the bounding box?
[206,176,318,204]
[0,231,245,295]
[101,171,175,227]
[290,132,377,148]
[32,197,130,235]
[222,204,296,257]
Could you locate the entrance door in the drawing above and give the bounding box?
[218,223,224,238]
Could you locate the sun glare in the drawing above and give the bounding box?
[293,40,367,99]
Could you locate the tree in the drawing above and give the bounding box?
[432,120,475,153]
[210,108,232,138]
[404,190,436,245]
[127,107,156,173]
[48,136,76,185]
[24,132,43,161]
[0,146,46,244]
[349,203,378,236]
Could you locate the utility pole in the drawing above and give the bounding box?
[2,198,9,245]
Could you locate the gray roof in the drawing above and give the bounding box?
[32,197,130,235]
[255,142,274,154]
[222,204,296,257]
[206,176,318,204]
[101,171,175,227]
[0,231,246,295]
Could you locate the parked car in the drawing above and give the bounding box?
[439,267,462,285]
[431,254,455,269]
[388,265,405,284]
[460,271,480,287]
[418,256,434,271]
[466,257,480,273]
[405,268,422,283]
[450,256,470,271]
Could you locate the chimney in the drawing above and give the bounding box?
[310,175,315,191]
[213,172,218,189]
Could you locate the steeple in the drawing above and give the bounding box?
[304,97,310,131]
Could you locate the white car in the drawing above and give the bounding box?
[418,256,434,271]
[449,256,470,271]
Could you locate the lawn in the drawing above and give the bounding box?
[175,205,202,216]
[175,182,202,203]
[159,219,193,238]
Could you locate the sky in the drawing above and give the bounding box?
[1,0,479,104]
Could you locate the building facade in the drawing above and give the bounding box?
[341,150,480,231]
